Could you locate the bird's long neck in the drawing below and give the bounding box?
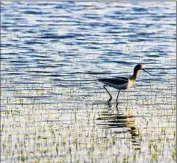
[130,69,139,81]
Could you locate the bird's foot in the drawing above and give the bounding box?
[107,98,112,107]
[116,102,120,108]
[107,102,112,108]
[108,97,112,102]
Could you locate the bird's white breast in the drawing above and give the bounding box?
[108,82,129,90]
[127,79,135,89]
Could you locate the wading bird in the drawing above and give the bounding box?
[98,64,154,107]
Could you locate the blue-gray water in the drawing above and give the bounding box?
[1,1,176,163]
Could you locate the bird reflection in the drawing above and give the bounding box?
[97,107,141,150]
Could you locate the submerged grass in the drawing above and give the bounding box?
[1,72,176,163]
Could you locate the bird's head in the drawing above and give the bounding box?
[134,64,143,71]
[134,64,154,76]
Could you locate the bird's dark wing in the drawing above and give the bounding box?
[98,77,128,85]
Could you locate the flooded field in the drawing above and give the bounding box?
[1,1,176,163]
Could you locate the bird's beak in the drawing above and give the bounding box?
[142,69,154,76]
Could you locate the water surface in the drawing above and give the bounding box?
[1,1,176,163]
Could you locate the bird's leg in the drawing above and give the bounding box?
[116,90,121,108]
[116,90,120,102]
[103,85,112,102]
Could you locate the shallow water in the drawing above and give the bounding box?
[1,1,176,163]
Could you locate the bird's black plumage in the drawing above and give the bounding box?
[98,77,128,85]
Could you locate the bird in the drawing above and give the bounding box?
[98,64,154,107]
